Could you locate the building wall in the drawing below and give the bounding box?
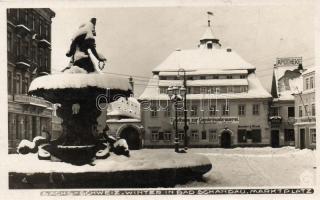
[7,8,56,153]
[141,98,270,148]
[294,70,316,149]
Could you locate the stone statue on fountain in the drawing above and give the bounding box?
[17,18,132,165]
[62,17,107,73]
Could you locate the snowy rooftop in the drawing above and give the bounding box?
[159,69,248,76]
[29,73,132,92]
[106,118,141,123]
[139,73,271,100]
[200,26,216,41]
[302,66,316,76]
[152,48,255,73]
[107,97,140,119]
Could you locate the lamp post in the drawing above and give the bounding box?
[178,68,188,150]
[167,86,182,153]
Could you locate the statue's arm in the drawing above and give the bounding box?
[87,39,106,61]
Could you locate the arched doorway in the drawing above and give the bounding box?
[220,130,232,148]
[119,126,141,150]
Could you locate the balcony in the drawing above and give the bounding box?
[268,116,282,127]
[14,94,52,109]
[15,24,31,37]
[15,55,31,70]
[37,35,51,48]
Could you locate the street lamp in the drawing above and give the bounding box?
[178,68,189,151]
[167,86,182,153]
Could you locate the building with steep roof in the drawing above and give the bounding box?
[139,18,272,148]
[269,57,303,147]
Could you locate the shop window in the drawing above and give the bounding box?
[151,130,159,141]
[310,128,316,143]
[238,129,247,143]
[284,129,295,141]
[191,130,199,141]
[164,132,171,141]
[251,129,261,143]
[288,107,295,117]
[201,130,207,140]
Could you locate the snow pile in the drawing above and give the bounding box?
[17,140,36,154]
[106,118,141,123]
[152,48,255,72]
[63,66,88,74]
[8,149,211,173]
[29,73,132,92]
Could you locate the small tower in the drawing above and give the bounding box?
[199,12,221,49]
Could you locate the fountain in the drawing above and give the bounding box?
[9,18,212,188]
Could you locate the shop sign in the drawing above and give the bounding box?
[170,117,239,124]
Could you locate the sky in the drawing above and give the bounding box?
[51,2,315,97]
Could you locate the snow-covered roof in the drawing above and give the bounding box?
[302,66,316,76]
[107,97,140,119]
[158,79,248,87]
[139,73,270,100]
[159,69,247,76]
[152,48,255,72]
[106,118,141,123]
[29,73,132,92]
[273,66,302,101]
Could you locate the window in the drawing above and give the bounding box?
[201,130,207,140]
[191,130,199,141]
[306,78,309,90]
[15,74,21,94]
[22,77,29,94]
[252,104,260,115]
[187,76,193,80]
[159,87,167,94]
[207,43,212,49]
[16,37,21,56]
[164,107,171,117]
[158,131,164,140]
[209,129,217,141]
[227,75,233,79]
[200,76,206,80]
[209,105,216,116]
[238,129,247,143]
[299,106,303,117]
[191,105,198,116]
[288,107,295,118]
[163,132,171,141]
[238,105,245,116]
[284,129,295,142]
[193,87,200,94]
[305,105,309,116]
[227,87,234,93]
[7,31,12,52]
[310,128,316,143]
[310,77,314,89]
[32,14,35,30]
[240,75,246,79]
[8,71,12,95]
[151,130,159,141]
[270,107,280,116]
[312,104,315,116]
[200,87,207,94]
[251,129,261,143]
[222,104,229,115]
[150,104,158,117]
[213,75,219,79]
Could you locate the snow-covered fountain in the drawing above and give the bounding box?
[9,18,212,188]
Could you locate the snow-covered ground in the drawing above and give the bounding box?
[176,147,316,187]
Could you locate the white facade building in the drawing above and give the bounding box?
[139,21,272,148]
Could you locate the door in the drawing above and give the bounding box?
[271,130,279,148]
[220,131,231,148]
[300,129,305,149]
[119,126,141,150]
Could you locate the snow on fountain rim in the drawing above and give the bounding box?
[8,149,211,173]
[29,73,132,92]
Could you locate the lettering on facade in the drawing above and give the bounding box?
[170,117,239,124]
[276,57,302,66]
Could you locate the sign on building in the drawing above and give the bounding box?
[276,57,302,66]
[170,117,239,124]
